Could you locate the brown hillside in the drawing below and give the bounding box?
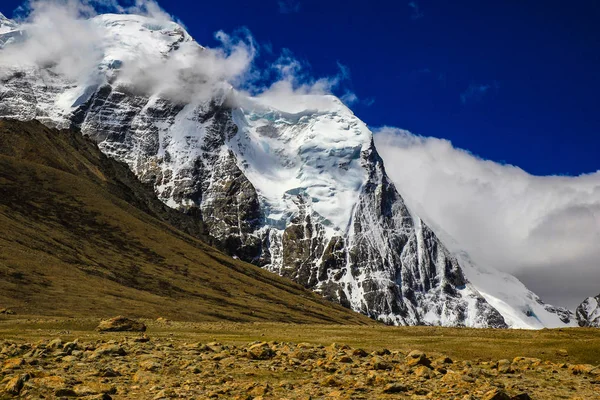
[0,119,371,324]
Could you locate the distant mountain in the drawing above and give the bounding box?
[0,119,371,324]
[0,13,575,328]
[576,294,600,327]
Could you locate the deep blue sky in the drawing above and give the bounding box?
[2,0,599,176]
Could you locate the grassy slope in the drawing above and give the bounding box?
[0,119,371,325]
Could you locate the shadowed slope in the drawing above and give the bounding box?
[0,119,372,324]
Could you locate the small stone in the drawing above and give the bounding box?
[91,395,112,400]
[134,334,150,343]
[247,343,275,360]
[406,350,431,367]
[47,338,63,350]
[373,348,391,356]
[511,394,532,400]
[90,344,126,358]
[497,359,514,374]
[153,389,175,399]
[482,388,511,400]
[557,349,569,357]
[569,364,596,375]
[97,367,121,378]
[248,384,270,396]
[140,360,161,372]
[414,365,433,379]
[382,383,408,393]
[352,348,368,357]
[321,375,341,387]
[55,388,79,397]
[4,375,26,395]
[2,358,25,370]
[372,356,393,371]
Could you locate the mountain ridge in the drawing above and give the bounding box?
[0,12,576,328]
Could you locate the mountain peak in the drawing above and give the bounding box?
[0,11,578,329]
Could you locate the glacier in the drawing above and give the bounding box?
[0,12,576,328]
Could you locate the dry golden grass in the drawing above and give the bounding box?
[0,119,370,325]
[1,316,599,365]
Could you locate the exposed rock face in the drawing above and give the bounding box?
[0,12,569,328]
[576,294,600,327]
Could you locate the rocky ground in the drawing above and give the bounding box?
[1,318,599,399]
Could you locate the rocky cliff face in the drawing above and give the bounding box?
[0,12,575,327]
[576,295,600,327]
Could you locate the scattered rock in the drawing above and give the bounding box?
[140,360,161,372]
[47,338,63,350]
[247,343,275,360]
[90,344,126,358]
[414,365,433,379]
[482,388,511,400]
[352,348,368,357]
[321,375,341,387]
[4,374,26,395]
[0,328,597,399]
[96,316,147,332]
[382,383,408,393]
[338,355,353,363]
[497,359,515,374]
[569,364,596,375]
[406,350,431,367]
[371,356,393,370]
[55,387,79,397]
[133,334,151,343]
[3,357,25,370]
[97,367,121,378]
[556,349,569,357]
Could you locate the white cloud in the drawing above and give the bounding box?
[247,51,357,112]
[374,127,600,309]
[1,0,355,108]
[0,0,104,81]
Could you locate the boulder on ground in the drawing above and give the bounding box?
[96,316,146,332]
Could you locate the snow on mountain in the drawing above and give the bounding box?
[0,13,21,46]
[0,12,575,328]
[456,252,575,329]
[576,294,600,327]
[0,13,15,32]
[231,95,369,235]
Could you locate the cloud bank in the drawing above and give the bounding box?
[374,127,600,309]
[0,0,357,109]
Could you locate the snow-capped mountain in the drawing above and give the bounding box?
[576,294,600,327]
[0,13,575,328]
